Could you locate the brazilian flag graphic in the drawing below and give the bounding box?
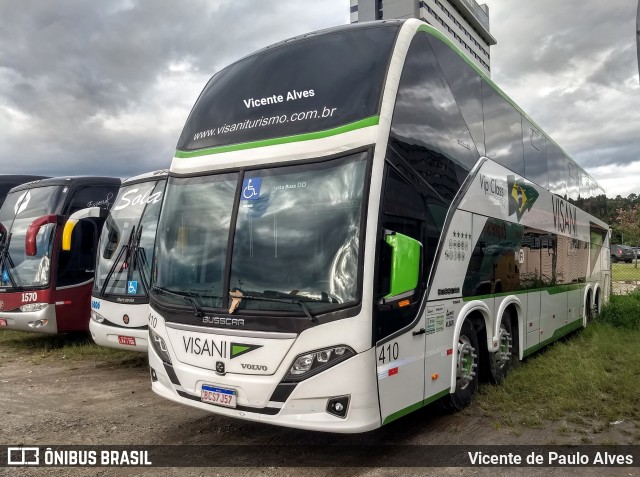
[508,175,539,222]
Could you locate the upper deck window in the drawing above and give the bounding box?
[177,25,399,152]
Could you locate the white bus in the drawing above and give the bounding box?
[148,19,610,432]
[63,170,167,351]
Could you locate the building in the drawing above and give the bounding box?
[350,0,497,76]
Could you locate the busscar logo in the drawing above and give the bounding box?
[202,316,245,327]
[508,175,539,222]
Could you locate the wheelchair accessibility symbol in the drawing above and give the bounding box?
[241,177,262,200]
[127,281,138,294]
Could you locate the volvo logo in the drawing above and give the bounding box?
[123,314,130,325]
[215,361,225,376]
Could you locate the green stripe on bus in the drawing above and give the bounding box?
[382,389,450,425]
[462,283,585,302]
[522,318,583,358]
[174,116,380,158]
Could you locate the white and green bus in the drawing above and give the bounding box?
[148,19,610,432]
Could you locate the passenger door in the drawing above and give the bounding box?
[375,164,438,424]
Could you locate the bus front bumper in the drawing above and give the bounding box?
[0,304,58,334]
[90,319,148,352]
[149,344,381,433]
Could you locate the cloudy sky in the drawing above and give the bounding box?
[0,0,638,197]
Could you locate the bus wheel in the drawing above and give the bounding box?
[489,311,514,384]
[586,292,594,322]
[444,320,479,411]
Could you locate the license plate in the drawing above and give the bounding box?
[118,335,136,346]
[0,319,6,327]
[201,385,237,408]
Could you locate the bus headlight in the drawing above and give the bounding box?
[284,345,355,382]
[20,303,48,313]
[91,310,105,323]
[149,328,172,364]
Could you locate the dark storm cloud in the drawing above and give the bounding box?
[2,0,638,195]
[0,0,347,178]
[486,0,640,184]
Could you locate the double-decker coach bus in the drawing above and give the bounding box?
[63,170,167,351]
[0,177,120,334]
[148,19,610,432]
[0,175,49,208]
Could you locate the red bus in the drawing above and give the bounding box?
[0,177,120,333]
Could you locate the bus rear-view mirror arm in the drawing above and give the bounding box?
[61,207,108,251]
[25,214,64,257]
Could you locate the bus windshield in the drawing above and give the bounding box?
[94,180,165,297]
[0,186,64,289]
[154,153,367,315]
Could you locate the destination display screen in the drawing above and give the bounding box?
[176,24,399,152]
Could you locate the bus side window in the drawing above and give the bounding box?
[66,186,117,215]
[375,166,426,341]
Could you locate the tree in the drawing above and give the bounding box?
[613,205,640,266]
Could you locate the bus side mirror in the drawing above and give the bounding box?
[381,231,422,304]
[25,215,62,256]
[61,207,107,251]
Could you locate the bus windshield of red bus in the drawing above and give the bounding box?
[0,186,63,289]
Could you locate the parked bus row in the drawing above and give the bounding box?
[0,19,611,433]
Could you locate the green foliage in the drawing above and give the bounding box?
[611,262,640,281]
[475,295,640,437]
[596,291,640,330]
[607,194,640,244]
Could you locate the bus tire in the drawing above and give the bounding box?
[592,290,601,319]
[489,310,515,384]
[586,291,594,323]
[443,320,479,411]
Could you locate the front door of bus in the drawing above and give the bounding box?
[375,320,426,425]
[374,164,434,425]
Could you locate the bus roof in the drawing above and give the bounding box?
[0,175,49,185]
[123,169,169,185]
[7,176,121,193]
[241,20,403,62]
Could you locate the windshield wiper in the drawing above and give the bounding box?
[100,226,135,298]
[0,231,19,288]
[152,285,205,317]
[100,225,151,297]
[228,289,317,323]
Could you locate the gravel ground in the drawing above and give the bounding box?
[0,340,637,477]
